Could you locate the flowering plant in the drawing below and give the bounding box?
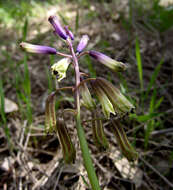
[20,15,137,190]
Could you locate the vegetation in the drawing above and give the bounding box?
[0,0,173,189]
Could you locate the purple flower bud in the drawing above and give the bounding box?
[20,42,57,54]
[76,35,89,53]
[89,50,126,72]
[48,16,67,40]
[64,26,74,40]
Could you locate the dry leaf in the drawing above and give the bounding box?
[109,147,143,188]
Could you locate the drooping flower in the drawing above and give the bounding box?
[94,78,134,117]
[20,42,57,54]
[89,50,126,72]
[45,92,56,133]
[51,58,71,82]
[80,82,96,110]
[92,111,109,150]
[48,16,67,40]
[91,80,115,119]
[111,120,138,161]
[76,35,89,53]
[55,118,76,164]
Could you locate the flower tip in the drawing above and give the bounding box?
[123,63,130,70]
[19,42,25,49]
[48,15,67,40]
[48,15,55,22]
[76,35,89,53]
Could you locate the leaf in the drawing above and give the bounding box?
[135,38,143,91]
[145,59,164,99]
[130,112,163,122]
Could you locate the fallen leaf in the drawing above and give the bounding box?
[109,147,143,188]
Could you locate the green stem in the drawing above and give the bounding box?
[67,38,101,190]
[76,113,101,190]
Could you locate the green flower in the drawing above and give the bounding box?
[51,58,71,82]
[95,78,134,117]
[80,83,96,110]
[91,81,115,119]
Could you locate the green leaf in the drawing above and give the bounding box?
[145,59,164,98]
[135,38,143,91]
[130,112,162,122]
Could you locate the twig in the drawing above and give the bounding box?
[139,156,173,188]
[53,165,64,190]
[151,128,173,136]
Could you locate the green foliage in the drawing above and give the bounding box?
[144,88,163,148]
[135,0,173,32]
[75,9,79,33]
[15,55,32,125]
[0,0,62,28]
[84,56,96,78]
[145,59,164,99]
[0,80,6,125]
[148,0,173,32]
[0,80,11,143]
[122,0,173,33]
[0,0,32,27]
[131,39,164,148]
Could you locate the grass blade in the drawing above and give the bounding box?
[22,18,28,41]
[145,59,164,98]
[75,9,79,33]
[135,37,143,91]
[0,79,6,124]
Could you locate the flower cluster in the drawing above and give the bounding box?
[20,15,137,163]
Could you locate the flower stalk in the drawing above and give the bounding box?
[66,38,101,190]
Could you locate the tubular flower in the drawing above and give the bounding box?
[80,83,96,110]
[48,16,67,40]
[92,111,109,151]
[56,118,76,164]
[20,42,57,54]
[91,80,115,119]
[51,58,71,82]
[89,50,126,72]
[76,35,89,53]
[95,78,134,117]
[64,26,74,40]
[45,92,56,133]
[111,120,138,161]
